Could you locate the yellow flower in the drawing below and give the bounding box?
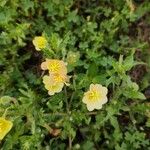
[43,75,64,95]
[41,59,67,75]
[0,117,13,140]
[33,36,47,51]
[82,84,108,111]
[41,59,69,95]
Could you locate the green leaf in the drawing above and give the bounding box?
[0,96,13,105]
[123,53,134,71]
[124,90,146,100]
[87,63,98,77]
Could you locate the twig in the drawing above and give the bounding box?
[86,111,97,115]
[44,112,67,116]
[44,111,98,117]
[69,136,72,150]
[64,86,73,150]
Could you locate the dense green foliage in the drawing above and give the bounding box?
[0,0,150,149]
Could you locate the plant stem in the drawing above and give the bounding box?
[44,112,67,116]
[2,107,11,118]
[68,92,75,110]
[64,86,69,113]
[69,136,72,150]
[86,111,97,115]
[44,111,98,117]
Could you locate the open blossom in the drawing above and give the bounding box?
[50,73,70,86]
[41,59,67,75]
[41,59,69,95]
[82,84,108,111]
[0,117,13,140]
[33,36,47,51]
[43,75,64,95]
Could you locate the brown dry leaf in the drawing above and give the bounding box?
[50,128,61,137]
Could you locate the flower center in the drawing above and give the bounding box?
[53,74,64,82]
[38,39,46,48]
[49,62,60,72]
[50,82,62,91]
[88,90,100,101]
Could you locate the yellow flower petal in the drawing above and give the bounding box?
[87,104,95,111]
[82,84,108,111]
[0,117,13,140]
[41,61,48,70]
[48,83,64,95]
[33,36,47,51]
[87,103,102,111]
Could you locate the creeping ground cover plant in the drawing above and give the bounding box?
[1,0,150,149]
